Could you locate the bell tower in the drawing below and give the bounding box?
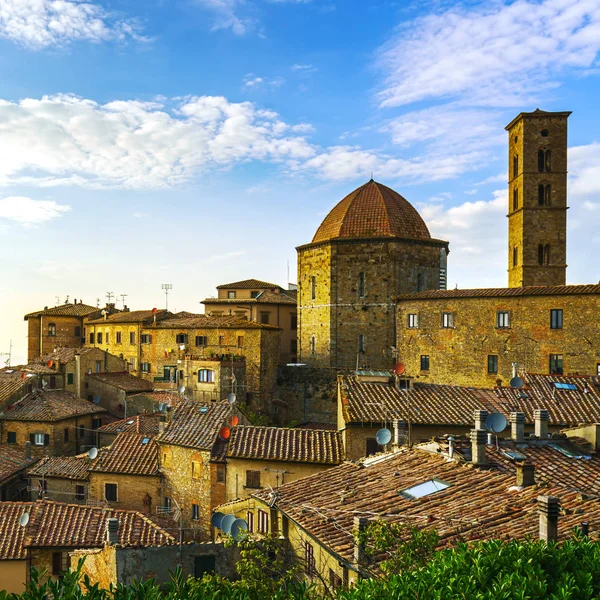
[506,109,571,288]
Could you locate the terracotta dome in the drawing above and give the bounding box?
[312,179,431,244]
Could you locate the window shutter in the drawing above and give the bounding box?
[29,433,35,445]
[44,434,50,446]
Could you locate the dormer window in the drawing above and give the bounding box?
[228,291,236,299]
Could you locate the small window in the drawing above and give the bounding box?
[488,355,498,374]
[541,129,549,137]
[89,332,95,344]
[420,355,430,371]
[538,184,545,206]
[228,291,236,299]
[195,335,207,347]
[291,314,297,330]
[74,326,81,338]
[34,433,45,446]
[116,331,122,344]
[545,184,551,205]
[311,276,316,300]
[400,478,451,499]
[219,335,225,346]
[141,334,152,344]
[260,312,270,324]
[257,509,269,534]
[128,357,136,370]
[407,314,419,329]
[237,336,244,348]
[549,354,563,375]
[105,483,118,502]
[358,334,366,354]
[198,369,214,383]
[513,188,518,211]
[64,428,69,442]
[329,568,343,591]
[7,431,16,444]
[164,497,172,511]
[105,332,110,344]
[95,360,102,373]
[247,510,254,532]
[129,332,135,344]
[250,291,259,298]
[441,312,454,328]
[141,362,151,373]
[75,485,85,501]
[310,335,316,355]
[175,333,188,344]
[216,464,226,483]
[538,244,544,266]
[544,244,550,265]
[97,332,103,344]
[545,149,551,172]
[513,154,518,178]
[92,418,101,430]
[192,503,200,520]
[304,541,315,576]
[496,311,510,328]
[48,323,56,336]
[513,246,518,267]
[550,309,563,330]
[191,460,202,479]
[52,551,69,576]
[246,470,261,489]
[538,149,545,172]
[357,272,366,298]
[67,373,74,385]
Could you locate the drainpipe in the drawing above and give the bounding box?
[75,354,81,398]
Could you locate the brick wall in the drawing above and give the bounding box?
[27,316,85,362]
[89,472,161,514]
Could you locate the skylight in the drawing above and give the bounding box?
[553,382,577,391]
[501,449,527,461]
[141,437,150,445]
[400,478,450,499]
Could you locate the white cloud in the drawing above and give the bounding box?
[291,63,317,75]
[377,0,600,108]
[0,0,146,49]
[242,73,285,88]
[568,142,600,197]
[0,196,71,226]
[194,0,253,35]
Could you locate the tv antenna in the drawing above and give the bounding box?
[161,284,172,310]
[119,294,128,308]
[96,298,101,308]
[0,339,12,367]
[55,296,61,306]
[106,292,114,303]
[64,295,70,304]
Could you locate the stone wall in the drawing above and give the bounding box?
[29,475,88,504]
[27,315,85,362]
[88,472,161,514]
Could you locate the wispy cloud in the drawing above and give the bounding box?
[242,73,285,89]
[291,63,318,75]
[0,0,147,49]
[0,196,71,226]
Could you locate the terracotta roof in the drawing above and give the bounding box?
[0,389,106,422]
[27,454,89,480]
[226,426,344,464]
[396,283,600,301]
[203,290,297,306]
[98,414,161,435]
[311,180,434,245]
[154,315,279,330]
[24,303,98,320]
[174,311,203,318]
[297,422,337,430]
[0,447,38,485]
[341,374,600,427]
[90,433,159,476]
[127,391,184,409]
[86,309,171,325]
[2,364,55,375]
[0,370,29,403]
[157,401,230,450]
[0,502,30,559]
[217,279,281,290]
[86,372,153,392]
[36,347,99,364]
[251,448,600,568]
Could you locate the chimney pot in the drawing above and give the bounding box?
[538,495,559,542]
[580,522,589,537]
[510,412,526,443]
[516,462,535,487]
[473,410,488,431]
[534,409,550,439]
[106,518,119,545]
[470,429,487,466]
[25,441,31,460]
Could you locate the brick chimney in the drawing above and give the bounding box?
[25,441,31,460]
[158,415,166,434]
[106,518,119,545]
[516,462,535,487]
[474,410,488,431]
[392,419,406,447]
[353,516,369,571]
[510,412,525,443]
[538,495,559,543]
[470,429,487,466]
[534,409,549,439]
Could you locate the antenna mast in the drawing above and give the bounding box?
[0,340,12,367]
[105,292,114,304]
[161,284,172,311]
[119,294,128,309]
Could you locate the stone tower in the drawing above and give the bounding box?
[297,180,449,370]
[505,109,571,288]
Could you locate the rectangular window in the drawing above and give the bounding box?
[89,332,95,344]
[97,332,103,344]
[176,333,188,344]
[441,312,454,328]
[67,373,74,385]
[64,428,69,442]
[257,510,268,534]
[358,334,366,353]
[141,362,151,373]
[366,438,378,457]
[250,291,259,298]
[291,339,298,355]
[311,276,316,300]
[198,369,214,383]
[329,568,343,590]
[305,542,315,576]
[420,355,430,371]
[75,485,85,501]
[246,470,261,489]
[228,291,236,299]
[291,314,297,330]
[105,332,110,344]
[496,311,510,328]
[219,335,225,346]
[140,334,152,344]
[247,510,254,532]
[116,331,122,344]
[128,357,136,370]
[105,483,118,502]
[164,497,172,511]
[195,335,208,347]
[260,312,270,324]
[191,460,202,479]
[129,331,135,344]
[550,309,563,330]
[488,355,499,374]
[95,360,102,373]
[357,272,366,298]
[7,431,16,444]
[407,313,419,328]
[597,364,600,377]
[216,464,226,483]
[34,433,45,446]
[52,551,68,575]
[237,336,244,348]
[192,504,200,520]
[92,418,101,430]
[549,354,563,375]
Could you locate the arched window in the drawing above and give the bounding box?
[544,184,551,205]
[538,150,545,172]
[48,323,56,337]
[417,273,424,292]
[538,184,545,206]
[310,335,316,355]
[513,188,518,211]
[513,247,518,267]
[538,244,544,265]
[513,155,518,178]
[545,149,551,172]
[544,244,550,265]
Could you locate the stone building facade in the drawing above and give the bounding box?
[506,109,571,287]
[297,180,449,370]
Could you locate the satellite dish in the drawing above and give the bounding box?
[227,393,236,405]
[19,513,30,527]
[152,307,158,314]
[220,514,236,535]
[485,412,508,433]
[228,415,239,427]
[510,376,524,389]
[230,518,248,540]
[101,309,107,316]
[211,512,225,529]
[178,385,185,395]
[376,428,392,446]
[392,362,405,376]
[47,359,54,368]
[92,395,100,404]
[218,426,231,441]
[88,447,98,459]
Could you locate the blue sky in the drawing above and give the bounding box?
[1,0,600,364]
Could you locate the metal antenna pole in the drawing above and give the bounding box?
[105,292,114,304]
[161,284,172,311]
[119,294,128,309]
[0,340,12,367]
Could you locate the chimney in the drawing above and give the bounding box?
[448,436,455,459]
[25,441,31,460]
[510,412,525,443]
[474,410,488,431]
[470,429,487,466]
[392,419,406,447]
[106,518,119,545]
[516,463,535,487]
[534,409,549,439]
[538,495,559,543]
[512,362,518,378]
[158,415,166,434]
[353,516,369,571]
